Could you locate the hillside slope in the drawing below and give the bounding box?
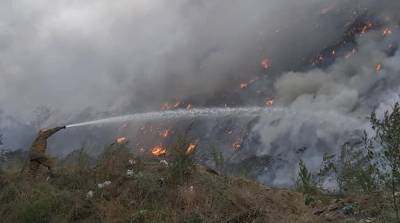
[0,146,322,223]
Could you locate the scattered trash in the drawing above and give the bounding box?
[98,180,112,189]
[158,177,165,186]
[86,190,94,199]
[160,159,169,167]
[129,159,136,165]
[127,169,134,177]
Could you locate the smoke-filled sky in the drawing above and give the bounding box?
[1,0,400,186]
[0,0,386,118]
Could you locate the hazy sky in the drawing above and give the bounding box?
[2,0,400,186]
[0,0,373,120]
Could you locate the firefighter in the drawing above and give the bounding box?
[25,126,66,177]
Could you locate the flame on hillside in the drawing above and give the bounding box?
[116,137,127,144]
[151,146,167,156]
[186,143,196,155]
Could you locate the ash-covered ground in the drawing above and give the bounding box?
[1,0,400,186]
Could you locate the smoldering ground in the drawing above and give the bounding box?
[1,0,400,186]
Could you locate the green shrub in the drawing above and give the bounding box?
[297,159,317,195]
[50,171,85,191]
[96,143,132,180]
[184,212,203,223]
[211,147,224,174]
[167,137,196,185]
[296,159,318,206]
[370,102,400,221]
[336,142,380,194]
[14,184,74,223]
[132,171,167,204]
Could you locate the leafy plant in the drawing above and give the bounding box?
[167,137,196,186]
[336,142,380,194]
[370,102,400,222]
[297,159,317,199]
[211,147,224,174]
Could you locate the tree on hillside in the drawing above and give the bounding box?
[370,102,400,222]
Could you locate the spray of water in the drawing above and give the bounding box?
[66,107,274,128]
[66,106,362,128]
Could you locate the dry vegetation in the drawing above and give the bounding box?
[0,140,321,223]
[3,104,400,222]
[295,103,400,223]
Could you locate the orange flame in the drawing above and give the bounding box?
[232,141,241,150]
[240,82,249,89]
[375,63,382,72]
[261,58,272,70]
[151,146,167,156]
[186,143,196,155]
[383,27,392,36]
[116,137,127,144]
[361,21,373,34]
[265,98,274,107]
[161,103,170,110]
[161,100,181,110]
[240,77,259,90]
[361,25,368,34]
[160,129,171,138]
[174,101,181,108]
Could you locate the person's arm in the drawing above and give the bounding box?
[43,126,66,138]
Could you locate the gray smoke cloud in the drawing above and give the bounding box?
[253,10,400,186]
[1,0,400,186]
[0,0,371,118]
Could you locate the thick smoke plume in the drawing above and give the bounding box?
[1,0,400,186]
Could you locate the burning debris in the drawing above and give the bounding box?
[185,143,196,155]
[232,141,241,151]
[260,58,272,70]
[116,136,127,144]
[161,101,181,110]
[375,63,382,72]
[383,27,393,36]
[160,129,171,138]
[360,21,374,34]
[240,82,249,89]
[151,146,167,157]
[265,98,274,107]
[239,77,259,90]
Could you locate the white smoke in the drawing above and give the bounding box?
[0,0,375,118]
[1,0,400,186]
[253,21,400,186]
